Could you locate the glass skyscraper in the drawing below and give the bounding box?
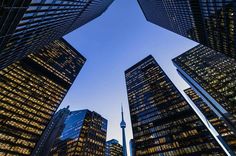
[0,38,86,155]
[125,55,225,155]
[137,0,236,58]
[0,0,114,70]
[50,109,108,156]
[173,44,236,154]
[184,88,236,154]
[32,106,71,156]
[105,139,122,156]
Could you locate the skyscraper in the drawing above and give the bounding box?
[184,88,236,154]
[50,109,108,156]
[129,139,136,156]
[105,139,122,156]
[173,44,236,151]
[32,106,71,156]
[125,55,226,155]
[0,38,86,155]
[137,0,236,58]
[0,0,114,70]
[120,106,127,156]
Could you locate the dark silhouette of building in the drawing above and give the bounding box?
[105,139,122,156]
[125,55,225,155]
[0,0,114,70]
[129,139,136,156]
[137,0,236,58]
[50,109,108,156]
[32,106,71,156]
[184,88,236,155]
[0,38,86,155]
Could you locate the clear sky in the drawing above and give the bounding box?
[59,0,197,155]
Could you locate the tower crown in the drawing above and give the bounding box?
[120,105,126,128]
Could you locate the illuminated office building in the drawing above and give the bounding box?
[184,88,236,154]
[105,139,122,156]
[125,55,225,155]
[0,38,86,155]
[173,44,236,152]
[0,0,113,69]
[173,45,236,135]
[50,109,108,156]
[137,0,236,58]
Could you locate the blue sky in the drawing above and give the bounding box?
[60,0,197,155]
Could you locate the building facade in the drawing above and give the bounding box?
[125,55,225,155]
[105,139,122,156]
[129,139,136,156]
[32,106,71,156]
[184,88,236,154]
[173,44,236,135]
[0,38,86,155]
[50,109,108,156]
[0,0,113,70]
[137,0,236,58]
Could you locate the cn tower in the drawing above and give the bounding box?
[120,105,127,156]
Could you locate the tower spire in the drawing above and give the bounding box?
[120,104,127,156]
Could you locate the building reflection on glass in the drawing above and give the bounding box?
[50,109,108,156]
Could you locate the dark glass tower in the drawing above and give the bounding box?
[173,44,236,154]
[129,139,136,156]
[105,139,122,156]
[50,109,108,156]
[0,0,113,70]
[125,55,225,155]
[0,38,86,155]
[32,106,71,156]
[184,88,236,155]
[137,0,236,58]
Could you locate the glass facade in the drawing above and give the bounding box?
[0,0,114,70]
[138,0,236,58]
[0,38,86,155]
[173,44,236,153]
[185,88,236,154]
[125,55,225,156]
[32,106,71,156]
[105,139,122,156]
[51,110,108,156]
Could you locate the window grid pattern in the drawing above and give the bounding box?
[185,88,236,154]
[125,55,225,156]
[0,0,113,70]
[138,0,236,58]
[0,39,86,156]
[173,44,236,146]
[50,110,108,156]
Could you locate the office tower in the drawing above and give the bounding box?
[50,109,108,156]
[120,106,127,156]
[137,0,236,58]
[173,44,236,153]
[184,88,236,154]
[105,139,122,156]
[0,0,113,70]
[129,139,136,156]
[125,55,226,155]
[0,38,86,156]
[32,106,71,156]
